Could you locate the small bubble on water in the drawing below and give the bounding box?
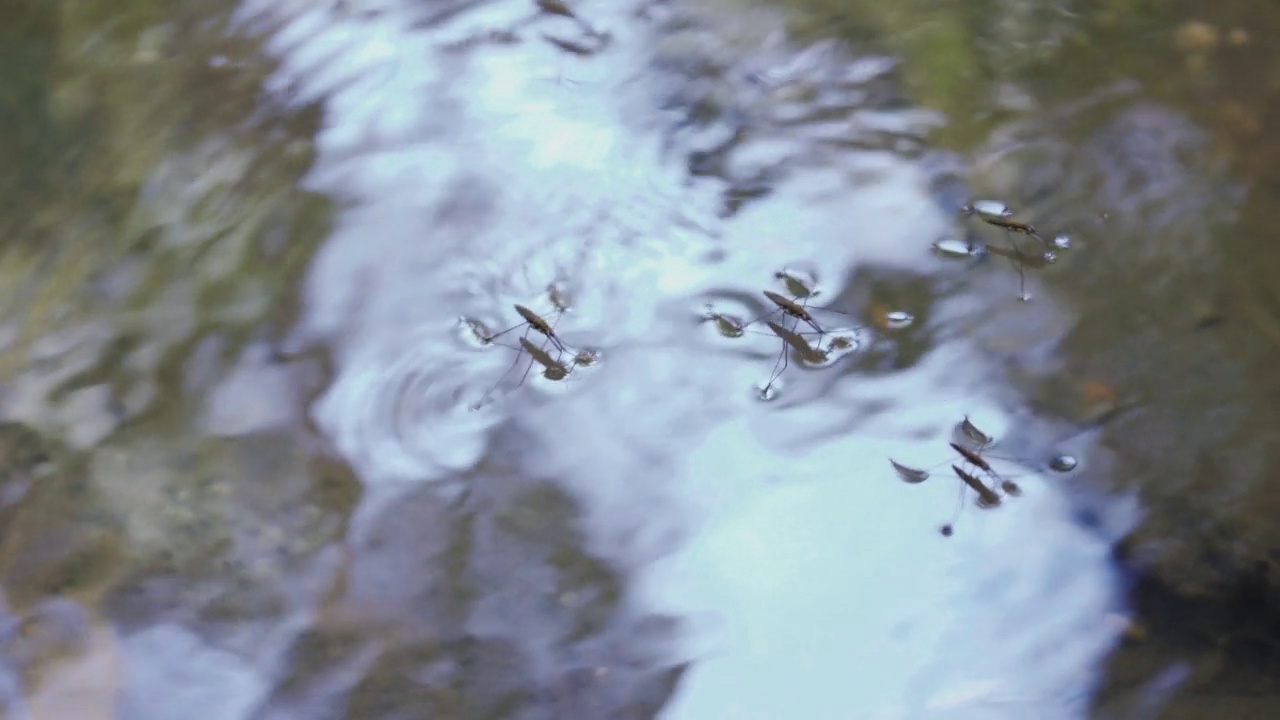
[1049,454,1079,472]
[713,315,745,338]
[548,284,574,312]
[956,416,993,446]
[703,305,746,338]
[962,200,1013,218]
[756,381,782,402]
[883,310,914,329]
[805,331,859,367]
[933,238,975,257]
[775,267,820,298]
[1053,234,1072,249]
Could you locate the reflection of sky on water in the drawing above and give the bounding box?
[643,371,1120,720]
[217,0,1133,716]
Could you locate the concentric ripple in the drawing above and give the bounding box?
[310,327,506,486]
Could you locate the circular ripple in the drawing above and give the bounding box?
[312,337,508,486]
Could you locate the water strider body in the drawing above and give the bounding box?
[700,271,863,398]
[889,417,1069,535]
[466,291,589,409]
[762,290,827,335]
[980,215,1047,244]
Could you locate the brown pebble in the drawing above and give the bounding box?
[1174,20,1220,54]
[1222,102,1262,138]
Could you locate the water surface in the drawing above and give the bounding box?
[7,0,1280,717]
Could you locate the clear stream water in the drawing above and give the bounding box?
[8,0,1280,717]
[237,0,1124,717]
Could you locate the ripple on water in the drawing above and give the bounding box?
[311,327,504,486]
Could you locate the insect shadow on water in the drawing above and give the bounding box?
[461,288,598,410]
[516,335,596,380]
[702,269,863,400]
[888,416,1070,536]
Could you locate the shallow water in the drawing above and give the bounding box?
[230,0,1128,717]
[3,0,1278,717]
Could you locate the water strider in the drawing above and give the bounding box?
[761,289,828,335]
[703,271,863,399]
[891,416,1075,485]
[742,270,858,340]
[949,201,1072,301]
[467,293,599,409]
[980,215,1048,245]
[891,446,1021,537]
[470,301,570,353]
[950,441,1025,498]
[889,416,1076,535]
[757,319,856,400]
